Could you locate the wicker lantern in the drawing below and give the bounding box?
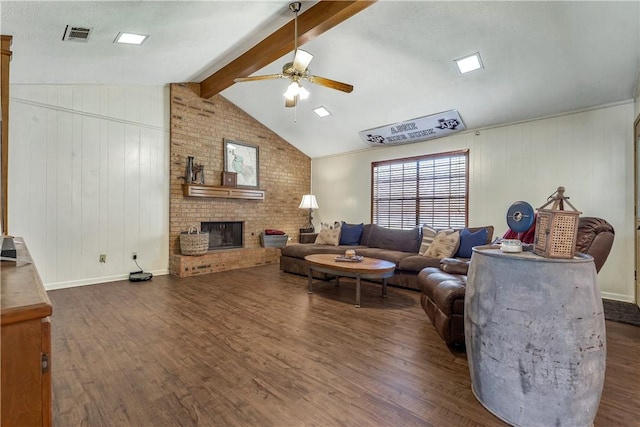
[533,186,582,259]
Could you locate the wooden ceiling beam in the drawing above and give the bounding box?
[198,1,376,99]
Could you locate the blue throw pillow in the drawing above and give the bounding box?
[456,228,488,258]
[339,222,364,245]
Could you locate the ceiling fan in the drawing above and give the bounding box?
[233,1,354,108]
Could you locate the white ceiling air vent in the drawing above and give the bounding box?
[62,25,93,42]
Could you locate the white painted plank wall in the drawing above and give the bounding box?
[635,66,640,116]
[9,85,170,289]
[312,102,636,302]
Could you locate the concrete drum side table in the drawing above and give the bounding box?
[465,247,606,427]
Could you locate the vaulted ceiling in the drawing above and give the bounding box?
[3,1,639,158]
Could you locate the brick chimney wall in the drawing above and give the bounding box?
[169,83,311,276]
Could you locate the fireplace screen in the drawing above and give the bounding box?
[200,221,243,250]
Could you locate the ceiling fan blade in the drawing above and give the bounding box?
[234,74,284,83]
[285,96,297,108]
[292,49,313,72]
[307,75,354,93]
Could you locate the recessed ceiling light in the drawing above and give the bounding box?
[313,106,331,118]
[455,52,483,74]
[114,32,148,45]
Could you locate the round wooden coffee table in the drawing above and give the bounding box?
[305,254,396,307]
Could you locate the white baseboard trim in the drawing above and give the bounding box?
[45,269,170,291]
[600,291,635,303]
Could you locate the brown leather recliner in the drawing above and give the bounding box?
[418,217,615,347]
[574,217,615,273]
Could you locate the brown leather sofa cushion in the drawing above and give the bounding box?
[575,217,615,272]
[281,244,366,259]
[440,257,471,275]
[358,248,415,266]
[419,270,466,316]
[418,267,466,345]
[397,255,442,273]
[367,224,421,253]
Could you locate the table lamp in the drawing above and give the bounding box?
[298,194,319,233]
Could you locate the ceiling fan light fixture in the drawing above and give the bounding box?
[284,82,309,101]
[284,82,299,100]
[234,1,353,108]
[298,85,310,100]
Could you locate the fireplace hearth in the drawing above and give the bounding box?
[201,221,243,250]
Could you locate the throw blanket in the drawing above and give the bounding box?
[264,229,286,235]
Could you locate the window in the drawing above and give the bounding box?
[371,150,468,229]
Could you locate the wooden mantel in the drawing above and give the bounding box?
[182,184,265,200]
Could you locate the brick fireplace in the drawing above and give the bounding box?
[169,83,311,277]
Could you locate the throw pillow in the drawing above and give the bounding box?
[421,228,453,257]
[418,225,438,255]
[424,230,460,258]
[456,227,489,258]
[339,222,364,245]
[314,221,342,246]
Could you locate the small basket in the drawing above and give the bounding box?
[260,233,288,248]
[180,225,209,256]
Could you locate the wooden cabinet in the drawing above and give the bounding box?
[1,237,52,426]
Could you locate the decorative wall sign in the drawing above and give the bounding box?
[359,110,466,147]
[223,139,259,189]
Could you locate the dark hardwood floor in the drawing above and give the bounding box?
[48,265,640,426]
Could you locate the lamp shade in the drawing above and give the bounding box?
[284,82,299,100]
[284,82,310,101]
[298,194,319,209]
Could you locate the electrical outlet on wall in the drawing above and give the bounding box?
[99,254,106,263]
[132,251,137,260]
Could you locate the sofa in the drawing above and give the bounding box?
[280,223,494,291]
[419,216,615,347]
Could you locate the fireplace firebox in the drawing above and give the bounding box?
[200,221,243,250]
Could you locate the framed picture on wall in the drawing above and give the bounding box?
[223,139,259,189]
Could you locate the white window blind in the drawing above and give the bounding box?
[372,150,468,229]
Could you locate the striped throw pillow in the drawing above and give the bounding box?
[419,225,438,255]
